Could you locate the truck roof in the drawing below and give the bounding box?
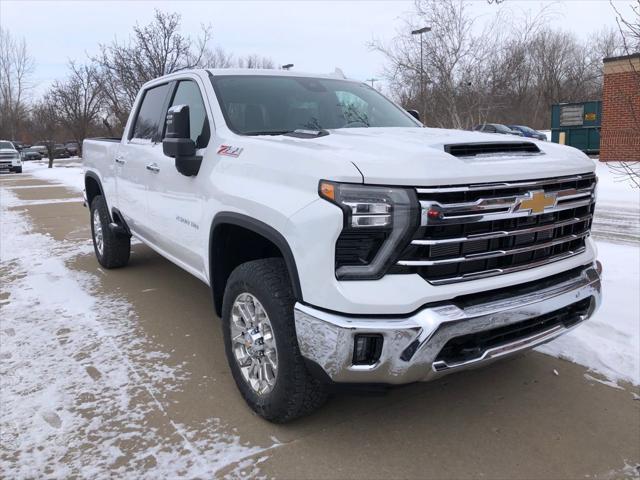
[142,68,360,88]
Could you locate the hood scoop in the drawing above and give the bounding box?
[444,142,541,158]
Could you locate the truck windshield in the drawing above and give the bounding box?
[0,141,15,149]
[210,75,419,135]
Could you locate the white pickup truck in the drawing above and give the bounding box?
[0,140,22,173]
[84,69,602,422]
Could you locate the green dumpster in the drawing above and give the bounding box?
[551,101,601,154]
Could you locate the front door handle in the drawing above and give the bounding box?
[146,163,160,173]
[115,156,126,165]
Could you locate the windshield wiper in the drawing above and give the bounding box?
[243,130,293,136]
[243,129,330,138]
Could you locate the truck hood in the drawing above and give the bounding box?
[271,127,594,186]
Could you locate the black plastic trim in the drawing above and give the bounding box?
[128,81,173,142]
[84,171,107,216]
[209,212,303,313]
[110,207,132,237]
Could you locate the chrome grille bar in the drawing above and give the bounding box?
[411,215,592,246]
[421,187,593,214]
[398,231,589,266]
[416,173,596,194]
[420,197,594,225]
[427,248,587,285]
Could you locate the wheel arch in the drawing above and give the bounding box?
[84,171,104,208]
[209,212,303,316]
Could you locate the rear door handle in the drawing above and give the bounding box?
[146,163,160,173]
[115,156,126,165]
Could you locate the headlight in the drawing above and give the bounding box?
[319,180,419,280]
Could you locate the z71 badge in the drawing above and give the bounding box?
[217,145,244,157]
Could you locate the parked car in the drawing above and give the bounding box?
[0,140,23,173]
[474,123,524,136]
[11,140,26,151]
[508,125,547,141]
[31,144,49,157]
[65,141,79,156]
[83,69,601,422]
[54,144,70,158]
[21,147,43,161]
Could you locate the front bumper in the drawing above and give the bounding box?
[294,262,602,384]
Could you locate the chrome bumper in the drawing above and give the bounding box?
[294,262,602,384]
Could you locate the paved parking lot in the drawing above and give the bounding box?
[1,171,639,479]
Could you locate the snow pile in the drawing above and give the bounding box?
[594,160,640,208]
[22,158,84,192]
[0,187,274,477]
[537,242,640,386]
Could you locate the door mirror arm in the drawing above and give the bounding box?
[162,104,203,177]
[406,109,421,122]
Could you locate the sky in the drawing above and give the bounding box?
[0,0,636,98]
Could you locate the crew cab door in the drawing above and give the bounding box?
[115,82,172,238]
[144,78,211,276]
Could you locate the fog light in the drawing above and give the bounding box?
[353,334,383,365]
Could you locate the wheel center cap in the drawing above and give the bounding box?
[244,328,264,357]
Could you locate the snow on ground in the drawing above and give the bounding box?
[22,158,84,192]
[594,160,640,208]
[0,182,275,477]
[537,241,639,386]
[537,159,640,386]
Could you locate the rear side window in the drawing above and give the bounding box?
[131,83,170,141]
[167,80,210,148]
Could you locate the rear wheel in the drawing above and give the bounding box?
[222,258,328,422]
[90,195,130,268]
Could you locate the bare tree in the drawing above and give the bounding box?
[29,100,59,168]
[0,28,34,139]
[371,0,503,129]
[201,46,234,68]
[236,54,275,69]
[93,10,212,133]
[372,0,624,130]
[612,0,640,52]
[48,63,105,157]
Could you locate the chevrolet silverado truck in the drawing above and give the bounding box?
[83,69,602,422]
[0,140,23,173]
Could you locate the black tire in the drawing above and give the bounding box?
[222,258,328,423]
[90,195,130,269]
[12,167,22,173]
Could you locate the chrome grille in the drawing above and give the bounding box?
[395,173,596,285]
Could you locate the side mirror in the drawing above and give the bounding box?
[163,104,202,177]
[407,109,421,122]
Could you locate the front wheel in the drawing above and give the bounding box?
[222,258,327,423]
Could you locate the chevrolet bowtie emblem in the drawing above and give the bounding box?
[514,190,557,215]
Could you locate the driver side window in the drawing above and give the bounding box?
[167,80,210,148]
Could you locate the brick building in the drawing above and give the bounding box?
[600,53,640,162]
